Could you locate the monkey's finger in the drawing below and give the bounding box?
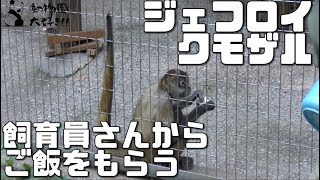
[205,100,216,110]
[197,97,211,107]
[206,100,215,105]
[197,91,205,102]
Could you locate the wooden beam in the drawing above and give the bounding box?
[47,29,105,44]
[46,41,101,57]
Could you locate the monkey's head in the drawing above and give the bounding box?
[160,69,191,99]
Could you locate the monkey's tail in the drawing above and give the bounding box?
[98,14,114,126]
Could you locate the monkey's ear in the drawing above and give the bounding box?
[161,74,169,90]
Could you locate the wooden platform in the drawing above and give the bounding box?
[45,29,105,57]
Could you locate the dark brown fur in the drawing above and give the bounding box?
[131,69,215,170]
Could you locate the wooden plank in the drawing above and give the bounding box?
[86,48,98,56]
[54,44,62,54]
[45,41,99,57]
[86,48,96,56]
[47,29,105,44]
[86,40,103,56]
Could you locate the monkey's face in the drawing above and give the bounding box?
[166,69,191,99]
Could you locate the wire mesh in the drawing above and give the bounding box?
[1,0,319,179]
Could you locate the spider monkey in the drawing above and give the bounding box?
[98,14,216,170]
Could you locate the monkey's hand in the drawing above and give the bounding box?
[193,90,206,106]
[173,90,204,109]
[191,90,204,104]
[197,98,215,111]
[184,99,215,122]
[204,100,216,111]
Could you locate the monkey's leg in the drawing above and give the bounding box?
[154,138,193,170]
[170,137,194,170]
[184,100,215,122]
[143,148,158,163]
[171,101,215,170]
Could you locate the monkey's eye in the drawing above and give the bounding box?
[180,81,185,86]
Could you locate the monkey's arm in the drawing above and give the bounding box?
[172,90,204,109]
[184,100,215,122]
